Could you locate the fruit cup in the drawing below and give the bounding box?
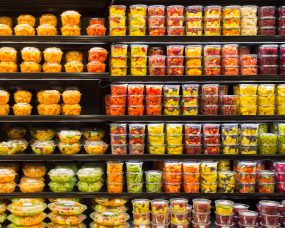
[148,5,165,16]
[185,144,202,154]
[186,6,203,17]
[205,5,222,17]
[258,200,280,215]
[185,123,202,134]
[167,5,184,17]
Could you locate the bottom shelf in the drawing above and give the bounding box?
[0,192,284,199]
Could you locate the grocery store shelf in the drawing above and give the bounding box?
[1,154,285,161]
[0,74,285,83]
[0,36,284,44]
[1,115,285,123]
[0,192,283,199]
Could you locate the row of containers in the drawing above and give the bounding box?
[108,122,285,155]
[110,44,285,76]
[0,198,285,228]
[106,84,285,116]
[109,4,285,36]
[2,160,285,194]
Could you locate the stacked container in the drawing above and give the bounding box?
[151,199,169,226]
[132,199,150,227]
[183,162,200,193]
[221,44,239,75]
[278,123,285,153]
[184,124,202,154]
[274,161,285,192]
[126,161,143,193]
[167,45,184,76]
[166,124,183,154]
[238,84,258,115]
[129,5,147,36]
[87,47,107,73]
[128,84,144,116]
[185,5,203,36]
[0,201,6,226]
[145,85,163,115]
[14,14,36,36]
[258,6,276,35]
[204,5,222,36]
[7,199,46,227]
[257,170,275,193]
[163,161,182,193]
[240,124,259,155]
[30,128,56,155]
[107,161,124,193]
[148,50,166,76]
[147,123,165,155]
[37,90,61,116]
[182,84,200,116]
[232,203,250,226]
[203,124,221,155]
[276,84,285,114]
[60,10,81,36]
[215,200,235,227]
[0,47,17,73]
[259,133,278,154]
[64,51,83,73]
[257,84,276,115]
[281,45,285,74]
[0,168,16,194]
[0,89,10,116]
[218,171,236,193]
[204,45,221,76]
[148,5,166,36]
[37,14,58,36]
[57,129,82,155]
[241,5,258,35]
[110,44,128,76]
[259,44,279,76]
[220,94,239,115]
[130,44,148,76]
[170,199,188,227]
[86,17,106,36]
[48,167,76,192]
[163,85,180,115]
[82,127,108,155]
[19,163,45,193]
[76,166,104,192]
[258,200,280,226]
[128,123,146,155]
[221,124,239,154]
[200,161,218,193]
[109,5,127,36]
[237,161,257,193]
[201,84,219,115]
[240,53,258,75]
[279,6,285,35]
[145,170,162,192]
[185,45,203,76]
[167,5,185,36]
[223,5,241,36]
[192,198,211,227]
[21,46,41,73]
[110,123,127,155]
[109,84,127,115]
[42,47,62,73]
[48,200,86,227]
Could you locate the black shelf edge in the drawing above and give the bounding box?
[0,36,284,44]
[0,115,284,123]
[108,75,285,83]
[0,73,110,80]
[0,75,285,83]
[0,192,283,199]
[1,154,285,161]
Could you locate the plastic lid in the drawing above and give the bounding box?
[48,168,75,178]
[77,167,103,177]
[8,201,47,216]
[31,140,56,147]
[49,200,87,215]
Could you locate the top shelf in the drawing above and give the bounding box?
[0,36,284,44]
